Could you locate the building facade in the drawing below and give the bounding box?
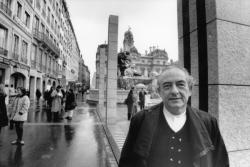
[78,56,90,91]
[95,44,107,89]
[82,63,90,91]
[122,29,171,77]
[0,0,84,101]
[132,48,169,77]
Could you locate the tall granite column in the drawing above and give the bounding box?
[98,44,108,120]
[178,0,250,166]
[106,15,118,125]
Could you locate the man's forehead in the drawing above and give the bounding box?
[158,68,187,83]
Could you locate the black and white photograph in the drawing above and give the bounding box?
[0,0,248,166]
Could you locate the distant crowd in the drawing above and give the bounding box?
[0,84,81,146]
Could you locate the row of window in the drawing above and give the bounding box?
[12,34,28,64]
[31,43,62,73]
[139,67,163,76]
[16,1,31,28]
[1,1,79,73]
[0,24,60,74]
[141,59,167,65]
[1,0,73,55]
[34,0,74,59]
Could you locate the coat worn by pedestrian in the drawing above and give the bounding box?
[10,95,30,122]
[65,92,76,111]
[119,103,229,167]
[0,93,8,127]
[139,91,146,104]
[51,90,63,112]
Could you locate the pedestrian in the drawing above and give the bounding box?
[124,87,136,120]
[60,87,66,117]
[43,89,49,107]
[9,87,30,145]
[64,88,76,120]
[131,88,138,118]
[47,86,54,108]
[139,88,146,110]
[74,89,78,100]
[81,88,85,97]
[0,84,8,135]
[119,65,229,167]
[51,86,63,121]
[36,89,41,101]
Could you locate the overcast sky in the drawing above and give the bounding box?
[67,0,178,80]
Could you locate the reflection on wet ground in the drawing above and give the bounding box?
[0,100,116,167]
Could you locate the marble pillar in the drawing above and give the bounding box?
[98,44,108,120]
[106,15,118,124]
[178,0,250,166]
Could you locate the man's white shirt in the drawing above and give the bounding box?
[163,107,187,133]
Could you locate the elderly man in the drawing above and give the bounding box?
[119,65,229,167]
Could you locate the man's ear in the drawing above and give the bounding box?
[188,86,192,96]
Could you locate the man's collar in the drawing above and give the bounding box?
[163,105,186,119]
[163,106,187,132]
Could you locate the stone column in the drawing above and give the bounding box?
[178,0,250,166]
[106,15,118,125]
[98,44,108,120]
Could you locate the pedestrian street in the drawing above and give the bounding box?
[0,99,117,167]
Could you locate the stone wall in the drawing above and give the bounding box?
[178,0,250,166]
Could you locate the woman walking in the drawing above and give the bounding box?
[10,87,30,145]
[0,84,8,134]
[51,86,63,121]
[65,89,76,120]
[125,87,137,120]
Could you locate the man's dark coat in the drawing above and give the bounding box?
[119,103,229,167]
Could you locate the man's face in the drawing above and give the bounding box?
[158,68,191,115]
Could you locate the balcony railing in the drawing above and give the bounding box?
[12,53,19,61]
[33,29,60,57]
[0,47,8,56]
[0,2,12,17]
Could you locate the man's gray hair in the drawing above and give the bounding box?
[157,65,196,90]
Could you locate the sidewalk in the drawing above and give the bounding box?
[99,98,162,164]
[1,96,118,167]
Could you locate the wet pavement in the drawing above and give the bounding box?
[0,98,117,167]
